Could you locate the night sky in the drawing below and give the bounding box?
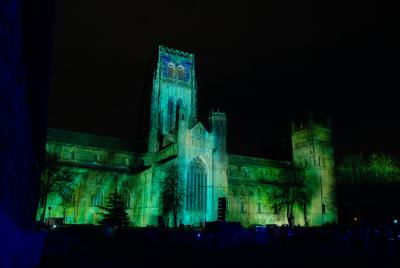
[48,0,399,161]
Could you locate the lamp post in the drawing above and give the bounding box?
[48,206,52,220]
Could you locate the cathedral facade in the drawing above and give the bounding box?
[39,46,337,227]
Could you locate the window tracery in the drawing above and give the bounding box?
[186,158,207,211]
[92,187,103,207]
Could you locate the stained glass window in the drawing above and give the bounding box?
[186,158,207,211]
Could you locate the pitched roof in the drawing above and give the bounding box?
[47,128,146,153]
[228,154,292,169]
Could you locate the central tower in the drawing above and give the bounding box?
[148,46,197,153]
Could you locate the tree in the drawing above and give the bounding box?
[99,193,130,227]
[368,153,398,183]
[336,154,366,184]
[337,153,399,184]
[270,168,314,228]
[160,166,183,228]
[336,153,400,224]
[39,151,74,223]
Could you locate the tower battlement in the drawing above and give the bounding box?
[158,45,194,58]
[209,110,226,118]
[291,114,337,225]
[291,115,332,133]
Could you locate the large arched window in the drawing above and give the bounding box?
[186,158,207,211]
[92,187,104,207]
[122,188,131,208]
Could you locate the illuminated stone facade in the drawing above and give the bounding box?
[38,46,337,227]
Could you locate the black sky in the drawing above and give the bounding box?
[48,0,399,161]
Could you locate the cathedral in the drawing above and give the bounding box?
[39,46,337,227]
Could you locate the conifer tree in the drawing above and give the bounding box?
[99,193,130,227]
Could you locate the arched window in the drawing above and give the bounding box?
[63,190,75,205]
[242,168,250,178]
[177,65,185,80]
[92,187,103,207]
[167,63,175,78]
[186,158,207,211]
[240,200,245,213]
[175,99,182,129]
[229,166,238,177]
[122,188,130,208]
[167,98,174,132]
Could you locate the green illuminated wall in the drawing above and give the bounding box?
[226,155,294,226]
[39,46,337,227]
[291,116,337,225]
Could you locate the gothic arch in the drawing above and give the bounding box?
[229,166,238,177]
[167,62,175,78]
[240,199,246,213]
[122,188,131,208]
[91,187,104,207]
[186,157,208,211]
[177,65,185,80]
[241,167,250,178]
[85,208,96,224]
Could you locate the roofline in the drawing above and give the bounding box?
[228,154,292,167]
[46,128,146,153]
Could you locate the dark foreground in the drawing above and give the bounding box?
[39,224,400,268]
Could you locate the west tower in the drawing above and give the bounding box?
[291,115,337,225]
